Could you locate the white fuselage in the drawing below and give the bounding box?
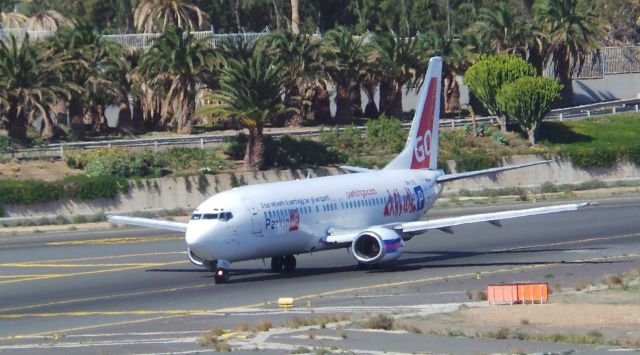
[186,169,442,263]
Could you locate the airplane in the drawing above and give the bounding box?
[108,57,590,284]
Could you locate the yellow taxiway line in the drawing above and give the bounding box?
[0,260,187,286]
[3,232,640,340]
[46,236,182,246]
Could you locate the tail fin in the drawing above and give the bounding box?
[384,57,442,170]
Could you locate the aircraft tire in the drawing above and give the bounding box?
[283,255,296,273]
[214,268,229,284]
[270,257,284,273]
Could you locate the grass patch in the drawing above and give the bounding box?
[199,332,231,351]
[281,315,349,329]
[360,314,394,330]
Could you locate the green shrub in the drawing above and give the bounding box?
[0,176,125,206]
[496,76,562,144]
[628,145,640,166]
[464,54,536,128]
[63,175,127,200]
[0,179,62,204]
[454,151,496,172]
[263,135,344,169]
[0,135,11,153]
[320,125,363,153]
[222,133,248,160]
[491,131,509,146]
[567,147,617,169]
[365,116,407,153]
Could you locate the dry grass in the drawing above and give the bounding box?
[255,320,273,332]
[199,333,231,351]
[361,314,394,330]
[465,290,488,301]
[281,315,349,329]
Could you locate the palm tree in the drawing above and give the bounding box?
[264,30,323,126]
[0,34,77,142]
[534,0,605,106]
[322,27,378,122]
[25,10,73,32]
[373,33,432,118]
[136,27,215,134]
[421,30,477,114]
[48,21,128,137]
[134,0,210,33]
[476,3,532,56]
[1,11,27,28]
[198,48,288,169]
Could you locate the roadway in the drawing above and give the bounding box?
[1,196,640,354]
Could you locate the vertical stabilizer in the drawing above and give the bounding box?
[384,57,442,170]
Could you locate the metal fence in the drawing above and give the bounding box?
[545,46,640,79]
[2,26,640,79]
[6,97,640,160]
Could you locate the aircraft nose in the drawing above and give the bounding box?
[185,223,211,254]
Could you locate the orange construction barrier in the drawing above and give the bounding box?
[487,283,548,305]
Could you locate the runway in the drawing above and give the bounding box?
[1,196,640,354]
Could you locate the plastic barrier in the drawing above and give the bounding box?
[487,283,548,305]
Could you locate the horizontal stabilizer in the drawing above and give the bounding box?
[107,215,188,233]
[437,160,551,183]
[340,165,374,173]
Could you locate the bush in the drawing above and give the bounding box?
[67,148,160,178]
[0,176,125,206]
[567,146,617,169]
[0,135,11,153]
[222,133,248,160]
[454,151,496,172]
[496,76,562,144]
[365,116,407,153]
[628,145,640,166]
[319,125,363,153]
[263,135,344,169]
[491,131,508,146]
[464,54,536,117]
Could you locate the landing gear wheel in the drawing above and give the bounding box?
[214,268,230,284]
[283,255,297,273]
[270,257,284,273]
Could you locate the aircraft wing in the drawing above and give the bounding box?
[396,202,592,234]
[107,215,188,233]
[324,202,592,244]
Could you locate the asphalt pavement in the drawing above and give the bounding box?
[1,195,639,354]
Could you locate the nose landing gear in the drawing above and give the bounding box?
[213,259,231,284]
[214,268,229,284]
[270,255,297,273]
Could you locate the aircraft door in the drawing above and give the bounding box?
[242,198,262,235]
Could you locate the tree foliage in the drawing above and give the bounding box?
[496,76,562,144]
[464,54,536,131]
[198,45,288,169]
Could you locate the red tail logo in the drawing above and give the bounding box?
[410,78,438,169]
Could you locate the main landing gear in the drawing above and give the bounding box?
[213,259,231,284]
[271,255,297,273]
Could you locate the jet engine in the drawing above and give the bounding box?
[351,227,405,264]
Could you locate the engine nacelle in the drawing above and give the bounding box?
[351,227,405,264]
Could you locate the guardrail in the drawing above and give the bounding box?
[3,97,640,160]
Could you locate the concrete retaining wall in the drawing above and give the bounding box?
[3,156,640,219]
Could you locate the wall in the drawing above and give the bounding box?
[3,156,640,219]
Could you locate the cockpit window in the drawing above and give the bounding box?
[202,213,219,220]
[219,212,233,221]
[191,214,202,220]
